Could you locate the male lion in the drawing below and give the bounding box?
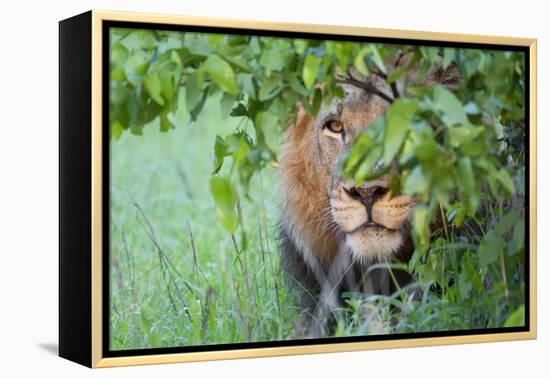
[278,58,460,337]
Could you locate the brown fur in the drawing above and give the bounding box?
[277,57,461,337]
[279,108,337,265]
[279,82,410,267]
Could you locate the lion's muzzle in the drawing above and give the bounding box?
[330,177,413,261]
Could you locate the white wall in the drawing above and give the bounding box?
[0,0,546,376]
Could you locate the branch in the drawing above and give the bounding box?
[336,70,394,104]
[390,82,400,100]
[364,52,405,101]
[389,51,405,99]
[394,51,405,68]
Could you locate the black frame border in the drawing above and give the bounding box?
[101,20,531,359]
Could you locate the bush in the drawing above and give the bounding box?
[109,27,526,342]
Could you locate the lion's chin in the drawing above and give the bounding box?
[344,226,403,263]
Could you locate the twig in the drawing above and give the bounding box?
[336,69,394,104]
[174,163,193,199]
[201,287,216,340]
[394,51,405,68]
[389,51,405,99]
[133,201,193,322]
[371,61,403,102]
[389,83,400,100]
[186,218,212,287]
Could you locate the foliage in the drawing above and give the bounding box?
[109,26,527,344]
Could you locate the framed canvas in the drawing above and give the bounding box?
[59,10,537,368]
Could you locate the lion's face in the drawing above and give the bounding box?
[280,60,459,267]
[314,86,413,262]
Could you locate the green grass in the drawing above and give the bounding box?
[110,98,299,350]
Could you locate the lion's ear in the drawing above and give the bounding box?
[425,63,462,91]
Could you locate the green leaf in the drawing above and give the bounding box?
[143,73,165,106]
[458,267,473,300]
[136,30,158,50]
[369,45,386,74]
[434,86,469,126]
[189,86,209,122]
[186,34,212,56]
[335,43,351,71]
[170,50,182,66]
[493,115,505,140]
[478,230,506,268]
[303,55,321,90]
[353,146,382,185]
[387,67,405,84]
[414,139,440,163]
[497,168,515,195]
[447,203,466,227]
[158,71,174,103]
[344,133,375,176]
[258,75,283,101]
[293,39,309,54]
[464,102,480,115]
[287,73,309,96]
[255,111,280,153]
[503,305,525,327]
[124,53,149,86]
[213,136,227,174]
[232,135,252,169]
[260,42,292,71]
[420,47,439,64]
[209,176,239,233]
[185,73,201,112]
[457,156,479,214]
[207,33,224,46]
[220,93,235,118]
[443,48,455,69]
[353,49,370,77]
[110,68,126,82]
[403,166,429,196]
[111,43,129,65]
[159,112,174,132]
[111,121,124,140]
[203,54,239,95]
[496,210,520,235]
[512,220,525,253]
[412,205,430,252]
[448,126,484,148]
[457,156,475,193]
[237,73,256,99]
[311,88,322,116]
[383,99,417,164]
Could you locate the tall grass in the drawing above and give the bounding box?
[110,98,301,350]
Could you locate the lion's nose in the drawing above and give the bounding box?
[346,185,388,203]
[343,180,389,219]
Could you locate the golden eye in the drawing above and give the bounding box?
[324,119,344,133]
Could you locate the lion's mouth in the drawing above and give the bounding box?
[343,220,405,261]
[348,221,398,234]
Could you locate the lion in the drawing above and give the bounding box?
[278,57,460,337]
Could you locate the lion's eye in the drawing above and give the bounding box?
[324,120,344,134]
